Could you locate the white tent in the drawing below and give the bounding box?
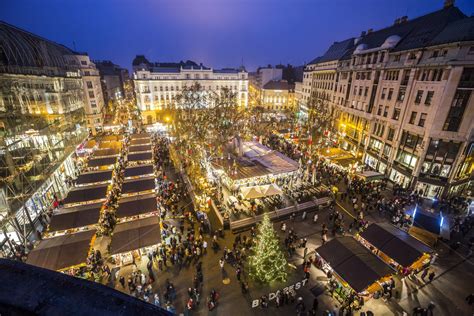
[240,186,266,199]
[263,184,283,196]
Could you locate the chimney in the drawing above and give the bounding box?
[444,0,454,8]
[367,28,373,34]
[400,16,408,23]
[361,31,366,37]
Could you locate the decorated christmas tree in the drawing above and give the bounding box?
[248,213,288,283]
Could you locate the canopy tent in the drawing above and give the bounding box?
[262,183,283,196]
[240,186,265,199]
[130,133,151,139]
[116,194,157,218]
[359,223,432,268]
[129,145,152,153]
[130,138,151,146]
[63,184,108,206]
[93,148,119,157]
[242,141,299,175]
[109,217,161,255]
[26,230,95,271]
[83,140,97,149]
[124,165,154,178]
[316,237,394,293]
[128,152,153,162]
[355,171,385,182]
[76,170,112,185]
[48,203,102,232]
[122,177,155,194]
[87,157,117,168]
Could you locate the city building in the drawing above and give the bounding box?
[0,21,104,256]
[252,67,283,88]
[261,80,296,111]
[95,60,130,102]
[302,1,474,198]
[132,56,248,124]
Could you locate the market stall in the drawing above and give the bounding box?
[87,157,117,168]
[129,145,152,153]
[408,208,445,247]
[63,184,108,206]
[48,203,102,234]
[130,133,151,139]
[130,138,151,146]
[98,140,122,149]
[121,177,156,196]
[124,164,154,179]
[315,236,395,304]
[26,230,96,271]
[128,152,153,163]
[99,135,123,142]
[109,217,161,266]
[358,223,432,271]
[116,194,158,219]
[93,148,119,157]
[75,170,113,186]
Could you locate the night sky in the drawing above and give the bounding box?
[2,0,474,71]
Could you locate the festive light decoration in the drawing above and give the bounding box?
[248,213,288,283]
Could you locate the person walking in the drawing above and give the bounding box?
[313,213,318,223]
[428,270,436,283]
[119,275,125,288]
[219,258,225,270]
[236,266,242,281]
[302,211,307,221]
[420,268,429,281]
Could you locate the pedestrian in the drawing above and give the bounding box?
[322,233,327,245]
[420,268,429,281]
[302,211,307,221]
[219,258,225,270]
[281,222,287,232]
[428,270,436,283]
[119,275,125,288]
[313,213,318,223]
[236,266,241,281]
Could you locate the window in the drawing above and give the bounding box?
[383,106,389,117]
[381,88,387,99]
[84,71,90,76]
[418,113,427,127]
[409,111,417,124]
[408,52,416,60]
[364,87,369,97]
[393,54,400,62]
[387,88,394,100]
[81,60,87,65]
[468,47,474,55]
[392,108,401,120]
[425,91,434,105]
[91,100,97,108]
[86,81,93,89]
[397,87,406,101]
[387,128,395,141]
[377,105,383,116]
[443,89,471,132]
[88,91,94,98]
[415,90,423,104]
[431,50,439,58]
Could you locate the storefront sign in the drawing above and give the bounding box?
[251,278,309,308]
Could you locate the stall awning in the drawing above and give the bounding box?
[359,223,432,267]
[76,170,112,185]
[48,203,102,232]
[131,138,151,146]
[125,165,154,178]
[122,177,155,194]
[262,183,283,196]
[87,157,117,168]
[99,141,122,149]
[93,148,119,157]
[131,133,151,139]
[129,145,152,153]
[240,186,265,199]
[110,217,161,255]
[63,184,108,205]
[128,152,153,162]
[117,194,157,218]
[26,230,95,271]
[356,171,384,181]
[316,237,394,293]
[99,135,123,142]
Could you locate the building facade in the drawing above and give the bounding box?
[302,3,474,198]
[0,21,103,256]
[261,80,296,111]
[95,60,130,102]
[132,56,248,124]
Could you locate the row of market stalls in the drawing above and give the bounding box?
[26,133,163,272]
[107,133,161,266]
[26,134,123,272]
[315,223,433,307]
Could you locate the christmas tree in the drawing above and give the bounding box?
[248,213,288,283]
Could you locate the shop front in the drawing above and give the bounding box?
[389,167,411,188]
[415,181,444,199]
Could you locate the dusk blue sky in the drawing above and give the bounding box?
[2,0,474,71]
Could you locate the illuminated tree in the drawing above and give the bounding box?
[248,213,288,283]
